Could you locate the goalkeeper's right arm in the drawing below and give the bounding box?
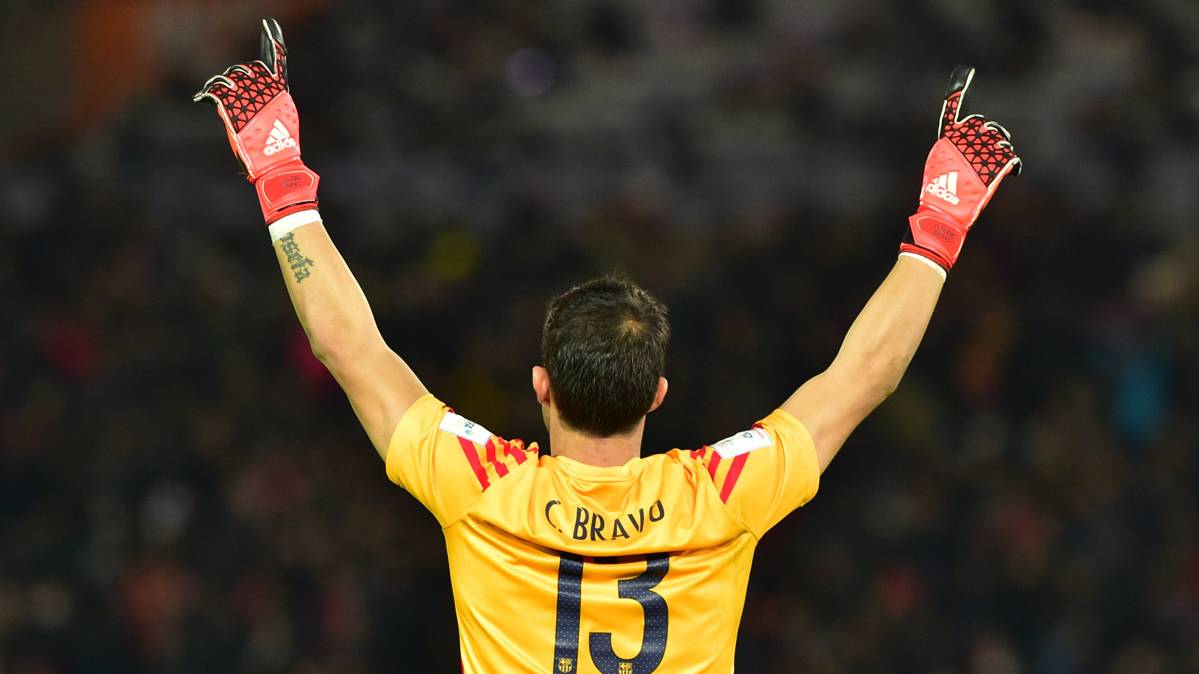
[272,217,427,457]
[194,19,427,457]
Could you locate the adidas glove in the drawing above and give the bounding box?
[194,18,319,225]
[901,66,1021,273]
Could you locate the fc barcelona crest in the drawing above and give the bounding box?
[556,657,574,672]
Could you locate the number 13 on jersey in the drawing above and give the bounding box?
[552,553,670,673]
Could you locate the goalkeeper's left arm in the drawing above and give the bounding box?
[782,66,1021,473]
[194,19,427,457]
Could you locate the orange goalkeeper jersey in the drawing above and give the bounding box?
[386,394,820,673]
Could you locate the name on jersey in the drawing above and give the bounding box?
[544,498,665,542]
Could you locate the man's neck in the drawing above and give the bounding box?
[549,418,644,467]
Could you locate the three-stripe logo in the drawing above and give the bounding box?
[925,171,961,205]
[263,119,297,155]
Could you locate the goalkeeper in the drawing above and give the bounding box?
[196,19,1020,673]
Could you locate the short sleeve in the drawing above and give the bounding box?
[385,394,534,526]
[695,408,820,538]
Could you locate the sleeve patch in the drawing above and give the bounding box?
[713,428,773,459]
[439,412,493,446]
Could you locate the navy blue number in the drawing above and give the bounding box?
[588,554,669,674]
[551,554,670,673]
[553,554,584,673]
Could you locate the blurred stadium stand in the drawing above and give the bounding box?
[1,0,1197,671]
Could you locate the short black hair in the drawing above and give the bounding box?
[541,274,670,437]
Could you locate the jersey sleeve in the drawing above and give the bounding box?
[384,394,534,526]
[694,408,820,538]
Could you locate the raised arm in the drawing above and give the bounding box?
[194,19,425,458]
[783,66,1021,472]
[271,219,426,456]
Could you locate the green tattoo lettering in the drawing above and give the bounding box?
[278,232,315,283]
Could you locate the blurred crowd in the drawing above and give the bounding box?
[3,0,1198,672]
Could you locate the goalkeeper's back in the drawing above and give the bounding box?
[193,18,1021,674]
[387,394,820,674]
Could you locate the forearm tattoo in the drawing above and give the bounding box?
[278,232,315,283]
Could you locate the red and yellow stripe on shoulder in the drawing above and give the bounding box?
[439,411,536,490]
[688,426,773,503]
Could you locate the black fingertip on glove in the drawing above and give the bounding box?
[945,65,974,97]
[260,18,286,76]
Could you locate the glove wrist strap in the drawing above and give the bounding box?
[255,158,320,224]
[902,209,965,270]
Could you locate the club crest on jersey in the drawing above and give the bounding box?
[439,412,493,445]
[712,428,772,459]
[263,119,297,155]
[557,657,574,672]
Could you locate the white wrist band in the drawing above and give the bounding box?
[268,209,322,243]
[898,252,948,281]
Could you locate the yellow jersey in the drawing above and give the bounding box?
[386,394,820,673]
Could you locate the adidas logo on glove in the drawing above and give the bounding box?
[925,171,960,205]
[263,120,297,155]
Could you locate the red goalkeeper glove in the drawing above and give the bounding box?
[193,18,318,225]
[901,66,1021,272]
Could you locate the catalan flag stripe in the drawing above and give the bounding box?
[719,453,749,503]
[485,438,509,478]
[706,449,722,480]
[505,440,528,465]
[457,436,490,490]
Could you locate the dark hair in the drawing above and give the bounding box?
[541,274,670,437]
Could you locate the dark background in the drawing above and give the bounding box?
[2,1,1197,672]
